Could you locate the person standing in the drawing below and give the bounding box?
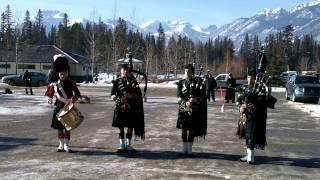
[45,56,81,153]
[225,73,236,103]
[204,70,217,102]
[176,64,207,157]
[111,63,145,152]
[23,70,33,95]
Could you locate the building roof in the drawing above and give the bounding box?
[0,45,91,65]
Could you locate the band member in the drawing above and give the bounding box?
[111,63,144,152]
[176,64,207,157]
[236,69,269,164]
[45,56,81,153]
[23,70,33,95]
[225,73,236,103]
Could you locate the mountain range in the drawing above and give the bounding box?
[38,0,320,49]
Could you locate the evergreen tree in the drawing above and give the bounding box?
[0,13,5,49]
[32,9,46,44]
[156,23,165,75]
[282,24,294,70]
[3,5,15,49]
[21,10,32,44]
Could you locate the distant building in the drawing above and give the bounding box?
[0,45,92,82]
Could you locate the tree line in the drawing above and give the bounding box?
[1,5,320,80]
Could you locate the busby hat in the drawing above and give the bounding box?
[184,64,195,74]
[53,56,70,72]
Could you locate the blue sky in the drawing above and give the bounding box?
[1,0,315,27]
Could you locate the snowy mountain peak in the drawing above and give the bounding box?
[290,0,320,12]
[258,7,287,16]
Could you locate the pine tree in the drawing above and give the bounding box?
[282,24,294,70]
[32,9,46,44]
[21,10,32,44]
[0,13,5,49]
[48,25,56,45]
[156,23,165,75]
[3,5,15,49]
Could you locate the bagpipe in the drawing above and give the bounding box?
[184,51,205,115]
[126,48,148,98]
[245,48,277,109]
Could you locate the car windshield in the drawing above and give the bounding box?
[295,76,320,84]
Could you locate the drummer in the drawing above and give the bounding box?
[45,55,81,153]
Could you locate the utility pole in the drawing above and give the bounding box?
[15,37,18,74]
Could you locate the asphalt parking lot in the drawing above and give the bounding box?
[0,86,319,179]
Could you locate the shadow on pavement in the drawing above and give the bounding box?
[256,156,320,168]
[0,136,38,151]
[75,148,320,168]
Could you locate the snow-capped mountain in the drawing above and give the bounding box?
[210,0,320,49]
[138,20,215,42]
[39,0,320,49]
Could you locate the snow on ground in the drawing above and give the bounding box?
[2,78,318,119]
[0,93,52,116]
[0,83,10,89]
[288,101,320,118]
[79,73,288,91]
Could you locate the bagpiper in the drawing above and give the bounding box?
[45,56,81,153]
[111,62,145,152]
[236,52,276,164]
[176,64,207,157]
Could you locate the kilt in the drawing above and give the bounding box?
[51,107,66,130]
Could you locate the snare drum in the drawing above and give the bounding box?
[56,102,84,131]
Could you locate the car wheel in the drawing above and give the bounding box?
[38,81,45,86]
[292,93,296,102]
[7,80,15,86]
[285,91,290,100]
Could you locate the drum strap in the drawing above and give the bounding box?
[54,82,70,104]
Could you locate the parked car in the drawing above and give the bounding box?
[1,71,48,86]
[215,73,247,89]
[286,74,320,103]
[280,71,298,87]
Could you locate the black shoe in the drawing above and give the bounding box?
[248,161,255,165]
[57,149,65,152]
[117,148,127,153]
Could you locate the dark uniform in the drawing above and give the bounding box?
[23,70,33,95]
[176,65,207,157]
[204,73,217,102]
[111,69,144,152]
[111,75,145,137]
[225,74,236,103]
[236,69,271,164]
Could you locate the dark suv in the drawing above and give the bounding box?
[286,75,320,103]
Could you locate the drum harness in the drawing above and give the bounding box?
[53,81,72,104]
